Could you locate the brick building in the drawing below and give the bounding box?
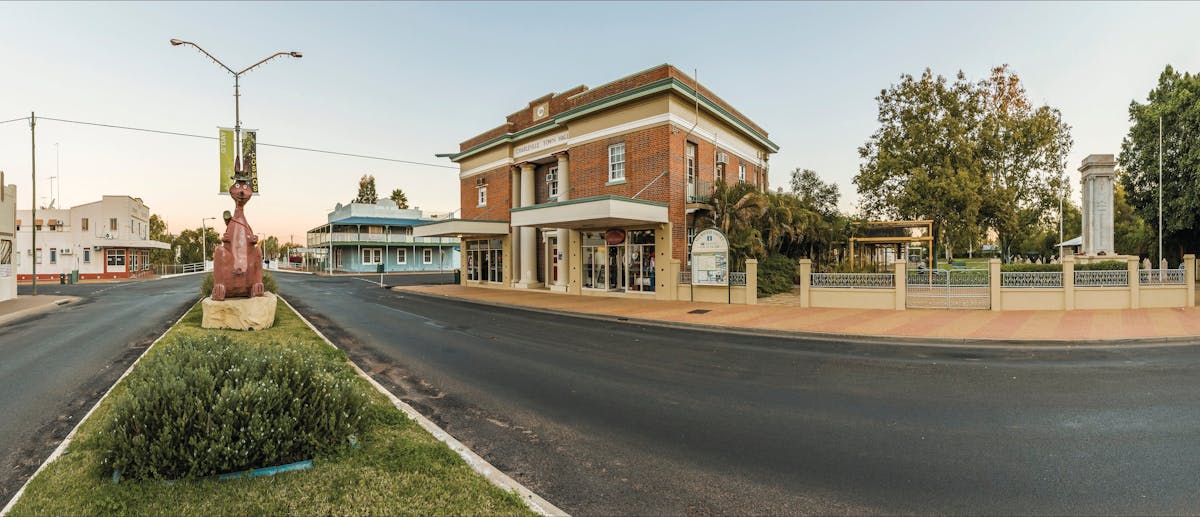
[415,64,778,300]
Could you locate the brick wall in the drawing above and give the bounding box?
[460,166,512,221]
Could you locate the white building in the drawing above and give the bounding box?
[15,195,170,281]
[0,182,15,301]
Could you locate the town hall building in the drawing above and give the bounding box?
[415,64,778,300]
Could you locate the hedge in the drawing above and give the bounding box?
[757,254,796,296]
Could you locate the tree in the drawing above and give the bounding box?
[1118,65,1200,263]
[789,168,839,217]
[389,188,409,209]
[695,181,766,267]
[260,236,280,261]
[148,214,176,265]
[855,68,987,267]
[355,174,378,204]
[173,227,221,264]
[1113,181,1154,258]
[977,65,1073,261]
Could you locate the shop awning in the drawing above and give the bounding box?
[510,195,669,229]
[411,219,509,238]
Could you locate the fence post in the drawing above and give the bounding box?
[797,258,812,308]
[989,258,1001,312]
[1185,254,1196,307]
[745,259,758,305]
[1128,257,1140,309]
[1063,255,1075,311]
[668,259,681,301]
[894,261,906,311]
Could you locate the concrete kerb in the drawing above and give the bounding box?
[0,296,80,327]
[394,288,1200,351]
[278,296,568,517]
[0,299,197,517]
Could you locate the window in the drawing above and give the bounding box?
[83,248,91,263]
[686,142,696,184]
[49,248,56,264]
[35,248,41,264]
[608,143,625,182]
[106,248,125,266]
[109,218,118,231]
[361,248,382,265]
[547,166,559,198]
[477,186,487,207]
[423,248,433,264]
[465,239,503,283]
[48,220,56,231]
[81,218,89,231]
[739,163,746,182]
[715,163,724,183]
[397,248,407,264]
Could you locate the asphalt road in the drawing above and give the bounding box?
[0,276,199,508]
[277,272,1200,515]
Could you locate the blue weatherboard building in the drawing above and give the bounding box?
[306,200,459,273]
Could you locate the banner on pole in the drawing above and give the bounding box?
[219,128,235,194]
[241,129,259,193]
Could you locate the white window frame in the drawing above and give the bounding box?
[397,248,408,264]
[477,186,487,207]
[423,248,433,264]
[686,142,696,185]
[83,248,91,263]
[608,143,625,182]
[361,247,382,265]
[49,248,56,264]
[739,163,746,182]
[35,248,42,264]
[547,166,559,198]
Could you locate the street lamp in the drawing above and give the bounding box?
[201,217,217,271]
[169,39,302,178]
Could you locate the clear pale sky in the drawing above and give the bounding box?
[2,1,1198,242]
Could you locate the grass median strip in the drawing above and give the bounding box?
[7,299,533,516]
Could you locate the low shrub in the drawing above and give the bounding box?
[757,254,796,296]
[201,271,279,297]
[1075,260,1127,271]
[103,334,369,480]
[1001,263,1063,272]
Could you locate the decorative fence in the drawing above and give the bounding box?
[678,271,691,284]
[1001,271,1063,288]
[1074,270,1129,287]
[678,270,747,286]
[810,273,895,289]
[1139,269,1186,286]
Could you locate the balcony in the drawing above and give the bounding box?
[686,179,714,210]
[308,232,460,246]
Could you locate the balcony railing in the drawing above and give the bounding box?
[309,232,459,246]
[687,180,714,204]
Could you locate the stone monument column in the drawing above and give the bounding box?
[1080,154,1116,256]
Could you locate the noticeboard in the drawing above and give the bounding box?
[691,228,729,285]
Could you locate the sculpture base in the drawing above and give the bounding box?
[202,292,278,331]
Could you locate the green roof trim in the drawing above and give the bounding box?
[510,195,668,213]
[444,78,778,163]
[411,219,511,226]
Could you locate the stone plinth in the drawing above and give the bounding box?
[202,292,278,330]
[1080,154,1116,256]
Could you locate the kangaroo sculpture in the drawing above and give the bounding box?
[211,178,264,301]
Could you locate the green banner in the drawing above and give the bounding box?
[219,127,235,193]
[241,130,259,193]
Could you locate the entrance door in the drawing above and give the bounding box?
[547,237,559,284]
[608,245,626,291]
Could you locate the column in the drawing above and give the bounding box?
[1128,256,1140,309]
[745,259,758,305]
[1185,254,1196,307]
[1063,255,1075,311]
[989,258,1001,312]
[517,163,540,288]
[797,259,812,308]
[894,261,906,311]
[553,152,570,291]
[568,229,582,295]
[511,168,521,287]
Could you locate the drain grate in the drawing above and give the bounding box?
[687,309,711,314]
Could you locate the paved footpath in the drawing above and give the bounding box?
[398,285,1200,344]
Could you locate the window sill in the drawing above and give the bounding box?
[476,204,487,208]
[605,179,627,186]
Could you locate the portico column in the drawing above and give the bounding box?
[518,162,539,288]
[511,167,521,287]
[554,152,570,290]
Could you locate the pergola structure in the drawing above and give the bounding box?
[848,220,934,269]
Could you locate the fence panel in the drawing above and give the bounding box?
[906,269,990,309]
[1075,270,1128,287]
[1139,269,1186,286]
[811,273,895,289]
[1001,271,1063,288]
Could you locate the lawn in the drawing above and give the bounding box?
[7,299,533,517]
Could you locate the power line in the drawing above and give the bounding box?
[0,116,30,125]
[34,116,458,170]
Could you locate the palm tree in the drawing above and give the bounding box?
[696,181,766,267]
[390,188,409,209]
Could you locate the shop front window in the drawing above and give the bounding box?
[582,229,654,293]
[466,239,503,283]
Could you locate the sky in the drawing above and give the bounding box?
[1,1,1199,243]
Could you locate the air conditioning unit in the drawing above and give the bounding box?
[716,152,729,165]
[475,177,487,187]
[546,171,557,182]
[60,248,73,255]
[93,246,103,251]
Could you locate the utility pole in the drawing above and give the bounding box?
[30,112,37,296]
[1158,115,1163,266]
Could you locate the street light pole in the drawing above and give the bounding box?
[169,39,301,179]
[30,112,36,296]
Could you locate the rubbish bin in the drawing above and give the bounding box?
[453,269,461,284]
[377,264,384,274]
[59,273,66,285]
[70,270,79,284]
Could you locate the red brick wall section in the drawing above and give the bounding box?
[458,64,771,153]
[460,166,513,221]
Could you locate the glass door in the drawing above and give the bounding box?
[608,245,626,291]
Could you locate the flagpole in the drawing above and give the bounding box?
[1158,115,1163,265]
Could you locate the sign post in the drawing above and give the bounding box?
[690,228,730,303]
